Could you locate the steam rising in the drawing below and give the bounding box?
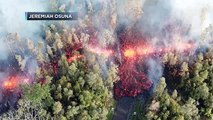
[147,58,163,90]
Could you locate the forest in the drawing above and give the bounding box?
[0,0,213,120]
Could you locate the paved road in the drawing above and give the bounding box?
[112,85,154,120]
[112,97,135,120]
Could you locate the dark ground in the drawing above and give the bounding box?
[112,97,135,120]
[112,85,154,120]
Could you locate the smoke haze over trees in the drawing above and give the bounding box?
[0,0,213,120]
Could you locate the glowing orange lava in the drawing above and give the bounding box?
[3,77,17,90]
[67,55,84,63]
[86,45,113,57]
[124,48,136,58]
[136,47,154,55]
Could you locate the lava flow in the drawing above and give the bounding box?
[113,40,195,99]
[86,44,114,57]
[114,43,153,99]
[51,38,195,99]
[67,55,84,63]
[123,48,136,58]
[2,76,30,91]
[3,77,17,90]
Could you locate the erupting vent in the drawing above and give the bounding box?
[113,38,194,99]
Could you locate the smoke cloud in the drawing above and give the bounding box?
[135,0,213,86]
[0,0,48,60]
[147,58,163,90]
[139,0,213,43]
[0,0,48,113]
[0,0,48,38]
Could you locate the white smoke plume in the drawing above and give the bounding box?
[139,0,213,44]
[0,0,48,60]
[0,0,48,38]
[0,0,49,112]
[147,58,163,90]
[171,0,213,36]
